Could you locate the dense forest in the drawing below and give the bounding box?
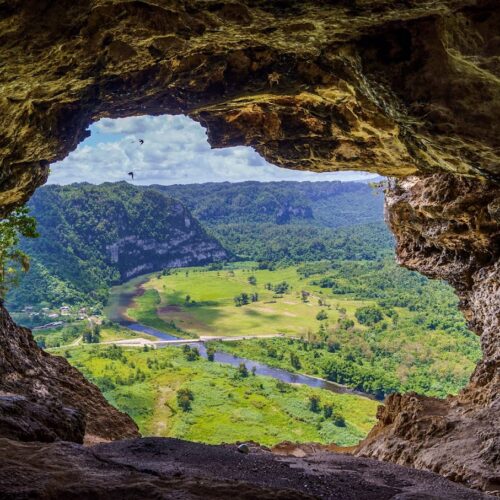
[8,181,392,310]
[154,181,392,263]
[7,183,228,310]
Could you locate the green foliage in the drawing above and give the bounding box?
[154,181,392,264]
[237,362,249,378]
[206,346,215,361]
[234,292,250,307]
[309,395,321,413]
[177,388,194,412]
[184,345,200,361]
[316,310,328,321]
[323,404,334,419]
[355,306,384,326]
[273,281,290,294]
[0,207,38,298]
[7,183,226,310]
[290,352,302,370]
[209,258,480,399]
[57,345,378,446]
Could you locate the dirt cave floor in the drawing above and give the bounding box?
[0,437,494,499]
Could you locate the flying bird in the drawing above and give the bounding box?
[139,139,144,145]
[128,171,134,180]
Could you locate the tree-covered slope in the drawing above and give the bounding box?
[7,183,229,309]
[153,181,384,227]
[152,181,393,262]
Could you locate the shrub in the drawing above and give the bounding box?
[355,306,384,326]
[308,395,321,413]
[316,310,328,321]
[177,388,194,412]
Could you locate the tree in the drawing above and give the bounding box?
[273,281,290,294]
[316,310,328,321]
[276,380,289,393]
[238,363,249,378]
[290,352,301,370]
[308,395,321,413]
[323,404,334,419]
[355,306,384,326]
[0,207,38,298]
[248,275,257,285]
[35,336,46,349]
[234,292,250,307]
[177,388,194,412]
[206,346,215,361]
[334,415,346,427]
[185,346,200,361]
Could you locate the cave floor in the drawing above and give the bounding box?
[0,437,492,499]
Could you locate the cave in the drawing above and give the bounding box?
[0,0,499,498]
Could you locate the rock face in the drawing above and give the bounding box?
[0,301,139,443]
[1,0,499,215]
[357,174,500,494]
[0,0,499,497]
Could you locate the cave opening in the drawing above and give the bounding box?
[5,114,480,453]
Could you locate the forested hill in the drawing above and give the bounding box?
[152,181,384,227]
[7,183,229,309]
[152,181,393,263]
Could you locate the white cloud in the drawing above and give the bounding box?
[48,115,378,185]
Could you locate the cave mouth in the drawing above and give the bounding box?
[47,114,378,185]
[1,0,499,494]
[8,116,478,454]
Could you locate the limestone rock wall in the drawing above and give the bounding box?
[0,302,139,443]
[1,0,499,216]
[356,174,500,494]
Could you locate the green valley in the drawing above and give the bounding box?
[6,179,481,451]
[118,259,480,399]
[55,344,378,446]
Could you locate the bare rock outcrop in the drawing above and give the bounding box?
[0,302,139,443]
[356,174,500,494]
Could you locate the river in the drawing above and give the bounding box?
[107,275,375,401]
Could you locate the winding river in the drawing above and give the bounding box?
[106,276,375,400]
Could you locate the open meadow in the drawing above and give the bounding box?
[130,263,370,337]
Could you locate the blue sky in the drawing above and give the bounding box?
[48,115,377,185]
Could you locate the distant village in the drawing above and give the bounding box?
[19,304,102,331]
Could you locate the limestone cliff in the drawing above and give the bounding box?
[0,0,499,496]
[356,174,500,494]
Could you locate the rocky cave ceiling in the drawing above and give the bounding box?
[0,0,499,496]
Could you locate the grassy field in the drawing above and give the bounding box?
[111,260,479,399]
[57,344,378,446]
[129,264,369,337]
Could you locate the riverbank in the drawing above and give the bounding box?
[54,343,379,446]
[103,270,374,400]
